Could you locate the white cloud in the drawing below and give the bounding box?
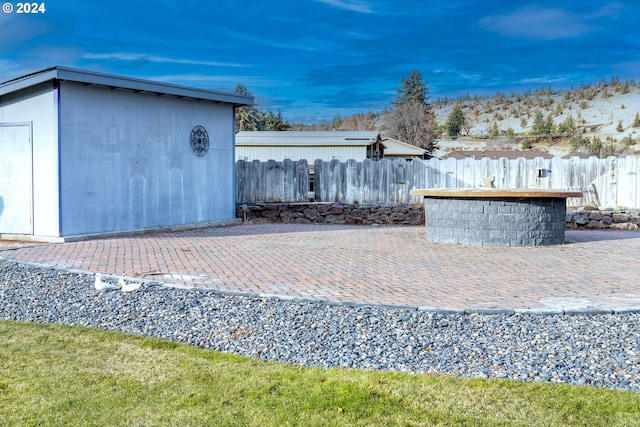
[0,12,52,48]
[146,73,277,89]
[520,75,571,85]
[480,6,595,40]
[459,73,483,81]
[313,0,374,14]
[82,53,250,68]
[219,27,323,52]
[0,60,35,82]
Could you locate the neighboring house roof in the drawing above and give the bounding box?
[562,152,595,159]
[0,66,254,107]
[440,150,554,160]
[380,137,427,157]
[235,131,381,147]
[235,131,430,159]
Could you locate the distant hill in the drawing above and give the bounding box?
[297,78,640,158]
[431,78,640,158]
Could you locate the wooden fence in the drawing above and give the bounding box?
[236,156,640,208]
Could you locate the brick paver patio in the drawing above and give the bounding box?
[2,224,639,311]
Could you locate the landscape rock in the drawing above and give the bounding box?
[613,214,630,223]
[261,209,279,218]
[1,260,639,392]
[589,212,602,220]
[573,212,591,225]
[583,201,599,211]
[238,202,424,226]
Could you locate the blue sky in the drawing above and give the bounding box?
[1,0,638,123]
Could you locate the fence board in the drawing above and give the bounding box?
[618,156,638,208]
[236,156,640,208]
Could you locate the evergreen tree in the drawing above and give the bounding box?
[634,112,640,128]
[531,111,545,135]
[569,136,581,153]
[616,120,624,132]
[520,117,527,128]
[394,69,428,105]
[506,127,515,140]
[234,84,260,133]
[590,136,603,157]
[234,84,291,132]
[275,111,290,131]
[544,113,555,135]
[558,114,576,135]
[262,110,290,131]
[490,121,499,137]
[332,115,343,130]
[445,103,466,136]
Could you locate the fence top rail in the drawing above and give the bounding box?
[410,189,584,198]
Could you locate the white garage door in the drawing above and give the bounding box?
[0,123,33,235]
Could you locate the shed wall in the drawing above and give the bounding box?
[58,82,235,236]
[0,83,60,237]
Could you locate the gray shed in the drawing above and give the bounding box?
[0,66,253,241]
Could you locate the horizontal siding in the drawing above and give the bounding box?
[235,146,366,162]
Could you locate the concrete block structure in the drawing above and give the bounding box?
[411,189,582,246]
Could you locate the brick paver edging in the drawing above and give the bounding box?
[4,258,639,317]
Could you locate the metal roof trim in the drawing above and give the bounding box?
[236,131,380,138]
[236,140,379,147]
[235,131,382,146]
[0,66,254,106]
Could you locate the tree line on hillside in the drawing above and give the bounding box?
[432,77,638,110]
[434,76,640,157]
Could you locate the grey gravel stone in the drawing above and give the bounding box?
[1,259,639,392]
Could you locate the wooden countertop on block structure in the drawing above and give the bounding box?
[409,189,583,198]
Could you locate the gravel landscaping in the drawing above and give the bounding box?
[1,259,639,392]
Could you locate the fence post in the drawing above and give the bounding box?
[314,159,325,202]
[295,159,310,202]
[235,159,246,203]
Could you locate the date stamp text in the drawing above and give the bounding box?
[2,2,47,14]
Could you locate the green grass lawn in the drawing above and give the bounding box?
[1,320,639,426]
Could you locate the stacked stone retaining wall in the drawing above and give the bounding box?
[237,203,424,225]
[237,202,640,231]
[566,209,640,231]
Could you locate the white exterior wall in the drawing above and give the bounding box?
[235,145,366,162]
[0,83,60,237]
[58,82,236,236]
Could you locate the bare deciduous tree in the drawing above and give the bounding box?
[382,101,438,152]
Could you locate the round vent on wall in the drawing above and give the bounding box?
[190,125,209,156]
